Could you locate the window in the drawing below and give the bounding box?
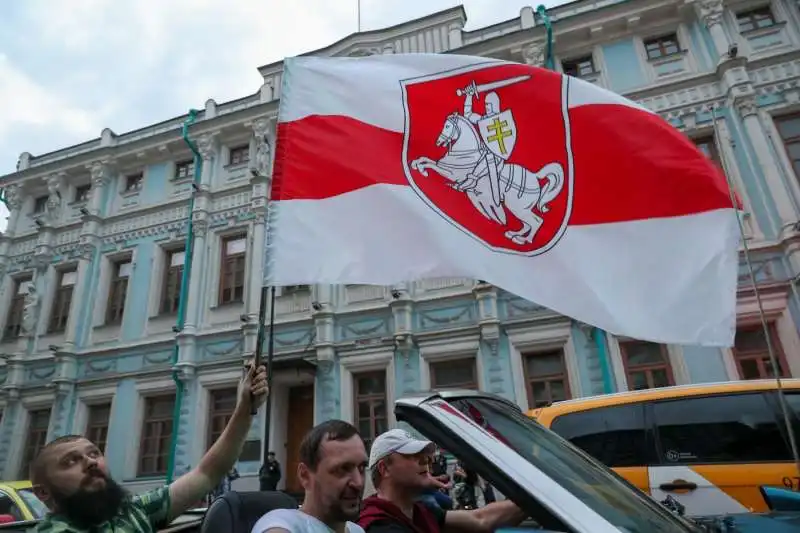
[86,403,111,453]
[33,196,47,214]
[283,285,310,294]
[160,249,186,315]
[653,393,791,463]
[20,408,51,478]
[123,173,143,193]
[207,388,237,449]
[48,269,77,333]
[430,359,478,390]
[4,278,31,341]
[733,324,789,379]
[219,235,246,305]
[447,397,694,532]
[644,34,680,60]
[229,145,250,166]
[524,350,571,408]
[74,184,91,203]
[106,259,132,325]
[175,159,195,180]
[139,395,175,476]
[737,6,776,32]
[775,114,800,181]
[550,404,656,467]
[561,55,597,78]
[694,135,722,167]
[620,341,674,390]
[0,490,23,521]
[354,372,388,450]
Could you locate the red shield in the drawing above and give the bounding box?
[401,62,573,255]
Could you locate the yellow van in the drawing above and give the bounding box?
[0,480,48,522]
[530,379,800,517]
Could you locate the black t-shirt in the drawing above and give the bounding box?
[364,505,446,533]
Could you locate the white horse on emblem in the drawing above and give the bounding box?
[410,113,565,245]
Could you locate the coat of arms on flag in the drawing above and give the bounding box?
[402,62,572,255]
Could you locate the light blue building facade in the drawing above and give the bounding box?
[2,0,800,493]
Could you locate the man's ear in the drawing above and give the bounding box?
[297,463,312,490]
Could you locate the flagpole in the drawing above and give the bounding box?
[357,0,362,32]
[711,107,800,476]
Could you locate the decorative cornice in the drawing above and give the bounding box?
[695,0,724,28]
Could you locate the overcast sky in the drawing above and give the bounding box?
[0,0,556,227]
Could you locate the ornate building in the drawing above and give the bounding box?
[1,0,799,492]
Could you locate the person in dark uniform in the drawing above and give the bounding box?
[259,452,282,491]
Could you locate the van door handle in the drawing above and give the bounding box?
[660,481,698,492]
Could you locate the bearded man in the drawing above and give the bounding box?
[31,361,268,533]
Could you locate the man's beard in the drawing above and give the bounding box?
[51,471,128,528]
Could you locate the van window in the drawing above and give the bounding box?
[653,392,791,464]
[549,404,655,467]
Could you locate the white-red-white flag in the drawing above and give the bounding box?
[267,54,740,346]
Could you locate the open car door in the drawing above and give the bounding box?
[395,391,704,533]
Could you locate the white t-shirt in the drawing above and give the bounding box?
[252,508,365,533]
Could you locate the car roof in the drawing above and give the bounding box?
[395,389,520,410]
[530,379,800,423]
[0,481,32,490]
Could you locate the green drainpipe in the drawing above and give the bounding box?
[166,108,202,483]
[535,5,556,71]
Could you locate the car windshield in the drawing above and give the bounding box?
[448,397,700,533]
[17,489,47,520]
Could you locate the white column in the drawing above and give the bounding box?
[183,134,215,332]
[695,0,729,60]
[736,96,798,225]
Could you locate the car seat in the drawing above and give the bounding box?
[200,491,298,533]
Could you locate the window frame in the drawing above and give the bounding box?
[736,6,777,33]
[353,370,388,450]
[48,269,77,334]
[174,159,195,181]
[774,113,800,183]
[138,395,176,477]
[560,55,597,78]
[228,145,250,166]
[20,408,51,479]
[105,259,132,326]
[74,184,91,203]
[32,196,48,214]
[218,234,247,305]
[4,277,31,341]
[430,358,478,390]
[733,323,790,379]
[86,403,112,454]
[206,388,238,450]
[123,172,144,193]
[619,341,675,390]
[159,248,186,316]
[523,350,572,408]
[643,33,681,60]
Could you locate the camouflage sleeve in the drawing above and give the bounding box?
[131,485,172,530]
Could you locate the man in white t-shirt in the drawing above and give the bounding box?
[252,420,368,533]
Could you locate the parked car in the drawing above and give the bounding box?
[529,380,800,517]
[0,481,48,523]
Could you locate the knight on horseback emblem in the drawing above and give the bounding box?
[405,66,569,250]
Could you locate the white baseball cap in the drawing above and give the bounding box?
[368,429,435,469]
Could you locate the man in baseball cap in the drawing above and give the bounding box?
[358,430,526,533]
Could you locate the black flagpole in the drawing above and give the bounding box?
[252,285,277,464]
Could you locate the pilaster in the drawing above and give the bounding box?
[473,281,500,357]
[313,306,338,423]
[390,289,415,367]
[694,0,730,61]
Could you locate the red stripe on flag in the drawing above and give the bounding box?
[273,115,407,201]
[273,105,734,225]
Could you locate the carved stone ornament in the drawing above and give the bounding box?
[79,241,97,261]
[697,0,724,27]
[196,133,217,161]
[192,216,209,238]
[22,284,40,337]
[250,121,272,178]
[736,95,758,118]
[89,161,111,187]
[522,42,545,66]
[3,184,22,211]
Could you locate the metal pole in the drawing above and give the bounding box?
[251,285,270,415]
[711,107,800,476]
[261,287,277,461]
[357,0,361,32]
